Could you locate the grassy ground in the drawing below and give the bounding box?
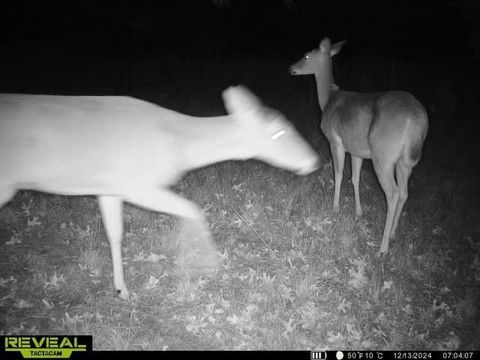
[0,50,479,350]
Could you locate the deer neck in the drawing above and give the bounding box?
[183,115,253,170]
[314,60,335,111]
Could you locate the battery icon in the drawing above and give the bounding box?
[311,351,327,359]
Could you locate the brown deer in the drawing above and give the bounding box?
[290,38,428,254]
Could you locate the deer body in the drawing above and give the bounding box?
[1,95,185,193]
[291,38,428,254]
[0,87,320,299]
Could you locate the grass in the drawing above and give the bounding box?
[0,51,479,350]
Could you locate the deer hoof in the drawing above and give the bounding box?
[116,287,130,300]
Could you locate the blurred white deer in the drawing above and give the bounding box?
[290,38,428,254]
[0,86,319,299]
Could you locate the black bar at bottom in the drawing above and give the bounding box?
[0,350,479,360]
[314,351,479,360]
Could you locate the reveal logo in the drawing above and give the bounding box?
[2,336,92,359]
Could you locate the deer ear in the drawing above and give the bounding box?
[319,37,331,52]
[330,40,346,56]
[222,85,262,115]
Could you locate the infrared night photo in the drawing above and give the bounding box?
[0,0,479,352]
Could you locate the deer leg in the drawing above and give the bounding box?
[351,155,363,217]
[330,143,345,213]
[99,188,212,299]
[124,188,204,222]
[373,159,399,255]
[98,196,129,299]
[391,160,412,240]
[124,188,218,275]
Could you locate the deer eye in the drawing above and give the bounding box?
[304,55,309,60]
[271,129,286,140]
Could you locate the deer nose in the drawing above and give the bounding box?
[289,67,298,75]
[296,156,320,175]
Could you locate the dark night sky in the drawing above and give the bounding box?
[0,0,478,62]
[0,0,478,109]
